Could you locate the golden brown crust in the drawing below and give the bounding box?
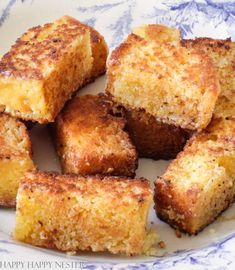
[0,16,93,123]
[106,33,220,130]
[107,33,141,68]
[21,171,151,198]
[155,117,235,234]
[0,15,107,82]
[53,94,138,177]
[88,26,108,79]
[0,194,17,208]
[154,176,194,234]
[182,37,235,119]
[15,171,152,255]
[182,37,233,53]
[155,176,234,235]
[125,107,191,160]
[79,23,108,85]
[0,16,86,80]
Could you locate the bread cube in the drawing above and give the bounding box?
[155,117,235,234]
[0,16,107,123]
[0,114,35,207]
[53,94,137,177]
[106,29,220,131]
[108,25,189,159]
[14,171,152,255]
[182,38,235,119]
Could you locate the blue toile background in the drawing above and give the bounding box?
[0,0,234,49]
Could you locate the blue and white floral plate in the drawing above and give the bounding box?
[0,1,235,269]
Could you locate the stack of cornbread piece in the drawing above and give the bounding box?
[0,15,234,256]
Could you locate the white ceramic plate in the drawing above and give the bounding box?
[0,1,235,269]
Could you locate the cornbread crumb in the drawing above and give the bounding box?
[142,229,160,256]
[158,241,166,249]
[175,229,182,238]
[14,171,152,255]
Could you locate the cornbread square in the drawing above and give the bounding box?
[125,108,190,160]
[155,117,235,234]
[53,94,137,176]
[120,25,190,159]
[14,171,152,255]
[106,32,220,131]
[0,114,35,207]
[0,16,107,123]
[182,38,235,119]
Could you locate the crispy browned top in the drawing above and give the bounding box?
[20,171,152,200]
[89,26,104,45]
[182,37,235,96]
[58,93,125,131]
[54,94,137,176]
[182,38,233,51]
[158,117,235,189]
[109,34,219,98]
[0,16,88,80]
[133,24,180,45]
[55,94,138,161]
[106,33,220,130]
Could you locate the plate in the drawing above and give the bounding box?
[0,0,235,269]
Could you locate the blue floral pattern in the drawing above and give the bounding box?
[73,0,235,47]
[0,0,16,27]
